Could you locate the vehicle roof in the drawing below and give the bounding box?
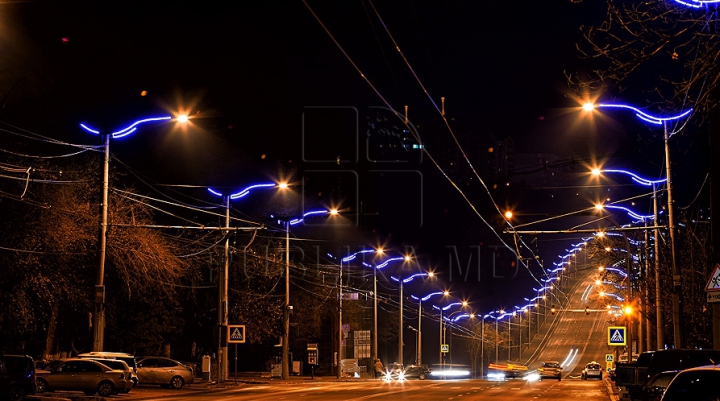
[78,351,134,356]
[84,358,130,366]
[137,356,177,360]
[678,364,720,372]
[43,358,123,370]
[542,361,560,364]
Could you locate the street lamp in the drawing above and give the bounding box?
[274,208,338,380]
[583,101,692,347]
[80,114,187,352]
[445,309,472,363]
[434,300,468,365]
[389,262,425,366]
[207,182,285,382]
[591,166,667,350]
[410,289,449,366]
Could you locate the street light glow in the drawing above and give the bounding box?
[177,114,189,123]
[582,102,595,112]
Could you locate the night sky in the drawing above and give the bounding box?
[2,2,706,312]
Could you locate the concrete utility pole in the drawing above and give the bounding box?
[710,87,720,350]
[664,121,683,349]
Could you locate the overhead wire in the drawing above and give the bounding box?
[366,0,548,284]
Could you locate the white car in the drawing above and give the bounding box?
[581,362,603,380]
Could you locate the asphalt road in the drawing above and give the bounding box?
[524,267,615,379]
[93,377,612,401]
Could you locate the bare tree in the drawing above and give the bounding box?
[573,1,720,118]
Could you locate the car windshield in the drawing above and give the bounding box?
[587,364,601,370]
[646,372,677,388]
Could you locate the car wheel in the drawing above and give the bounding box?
[582,375,586,380]
[169,376,185,389]
[558,376,561,381]
[97,381,115,397]
[418,373,426,380]
[7,386,26,401]
[36,378,49,393]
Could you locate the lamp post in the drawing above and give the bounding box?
[275,209,338,380]
[207,182,284,382]
[390,266,425,366]
[434,301,468,365]
[445,310,472,363]
[410,290,448,366]
[80,114,186,352]
[584,101,692,348]
[591,167,666,350]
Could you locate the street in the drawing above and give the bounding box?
[61,376,613,401]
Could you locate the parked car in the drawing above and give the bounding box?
[402,364,430,380]
[0,354,36,401]
[660,364,720,401]
[615,349,720,401]
[36,358,128,397]
[82,358,136,393]
[582,361,603,380]
[77,351,138,386]
[641,370,680,401]
[538,361,562,381]
[136,357,194,389]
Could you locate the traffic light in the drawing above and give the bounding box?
[585,306,589,315]
[551,305,556,315]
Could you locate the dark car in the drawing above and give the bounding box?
[641,370,680,401]
[660,365,720,401]
[0,354,36,401]
[402,364,430,380]
[616,349,720,401]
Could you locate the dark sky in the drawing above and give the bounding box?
[4,1,700,311]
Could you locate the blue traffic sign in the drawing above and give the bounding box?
[608,326,626,346]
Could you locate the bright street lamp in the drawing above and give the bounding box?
[410,289,448,366]
[434,300,468,365]
[207,181,286,382]
[583,100,692,348]
[388,257,421,366]
[80,113,187,352]
[274,208,338,380]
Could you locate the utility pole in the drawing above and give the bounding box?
[653,185,665,349]
[710,85,720,349]
[664,121,683,348]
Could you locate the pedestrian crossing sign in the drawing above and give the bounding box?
[228,324,246,344]
[705,264,720,292]
[608,326,626,346]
